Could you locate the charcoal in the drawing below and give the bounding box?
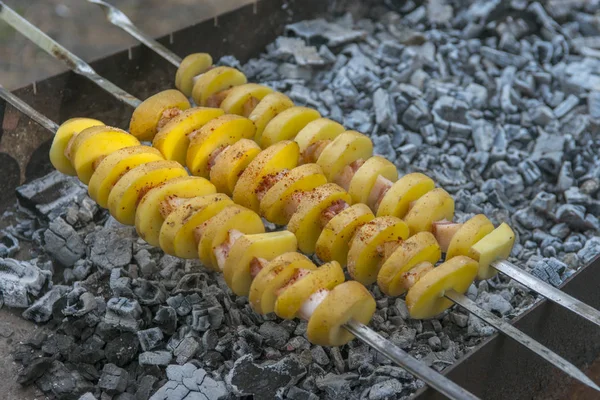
[36,360,94,400]
[373,88,397,129]
[531,131,565,175]
[153,306,178,335]
[258,321,291,349]
[369,379,403,400]
[476,292,513,316]
[87,226,134,271]
[103,332,139,367]
[556,161,575,192]
[480,46,527,68]
[578,237,600,264]
[103,298,142,332]
[0,258,51,308]
[98,363,129,395]
[530,258,565,287]
[315,372,357,398]
[138,351,172,367]
[556,204,593,230]
[135,375,157,400]
[78,393,96,400]
[286,19,366,47]
[530,105,555,127]
[348,345,373,370]
[271,37,325,67]
[173,337,200,365]
[137,327,164,352]
[288,386,319,400]
[227,354,305,400]
[0,231,19,257]
[22,284,70,323]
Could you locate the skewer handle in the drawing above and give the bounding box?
[0,2,141,108]
[492,259,600,329]
[87,0,182,67]
[344,319,480,400]
[0,84,59,133]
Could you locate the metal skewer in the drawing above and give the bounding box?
[3,4,599,393]
[0,84,478,400]
[87,0,600,332]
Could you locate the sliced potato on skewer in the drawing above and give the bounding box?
[316,131,373,182]
[376,172,435,218]
[130,89,190,141]
[134,176,216,247]
[191,66,247,106]
[249,253,316,314]
[223,231,298,296]
[404,188,455,236]
[249,92,295,143]
[107,160,187,225]
[406,256,478,319]
[153,107,225,165]
[377,232,442,296]
[446,215,495,260]
[307,281,376,347]
[89,145,164,208]
[470,223,515,280]
[295,118,345,156]
[261,106,321,148]
[50,117,104,175]
[348,156,398,205]
[220,83,274,116]
[210,139,261,195]
[175,53,213,97]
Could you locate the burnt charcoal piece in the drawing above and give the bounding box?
[43,217,85,267]
[98,363,129,395]
[104,332,139,367]
[17,356,53,385]
[87,226,134,271]
[137,328,164,352]
[35,360,93,399]
[22,285,70,323]
[138,350,172,366]
[0,258,51,308]
[0,232,19,258]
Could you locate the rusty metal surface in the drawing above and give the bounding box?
[0,0,599,399]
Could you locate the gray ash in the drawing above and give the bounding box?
[3,1,600,399]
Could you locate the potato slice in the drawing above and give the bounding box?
[274,261,345,320]
[107,160,187,225]
[307,281,376,346]
[376,173,435,218]
[232,141,299,212]
[470,223,516,280]
[134,176,216,247]
[377,232,442,296]
[196,205,265,267]
[446,215,494,260]
[249,253,316,314]
[404,188,455,235]
[130,90,190,141]
[159,194,233,256]
[295,118,345,155]
[347,216,409,285]
[89,146,164,208]
[315,204,374,266]
[220,83,274,116]
[186,114,256,178]
[175,53,213,97]
[261,106,321,148]
[153,107,224,165]
[210,139,261,195]
[69,126,140,185]
[259,163,327,225]
[287,183,352,254]
[191,66,247,106]
[249,92,294,143]
[349,156,398,205]
[223,231,298,296]
[50,118,104,175]
[406,256,478,319]
[316,131,373,182]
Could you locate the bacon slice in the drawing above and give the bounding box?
[401,262,434,290]
[250,257,269,279]
[368,175,394,212]
[157,108,182,131]
[376,239,403,261]
[159,195,187,219]
[207,145,229,173]
[319,199,350,228]
[206,88,233,108]
[275,268,312,297]
[301,140,331,164]
[255,170,288,202]
[242,96,261,117]
[432,220,463,253]
[213,229,245,271]
[297,289,330,321]
[335,159,365,191]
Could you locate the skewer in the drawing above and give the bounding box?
[2,6,598,393]
[87,0,600,331]
[0,84,480,400]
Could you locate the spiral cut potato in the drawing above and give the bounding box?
[47,118,381,347]
[121,87,517,320]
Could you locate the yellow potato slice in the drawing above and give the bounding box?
[134,176,216,247]
[88,146,164,208]
[220,83,274,116]
[406,256,478,319]
[232,141,299,212]
[377,173,435,218]
[316,131,373,182]
[175,53,213,97]
[349,156,398,205]
[223,231,298,296]
[249,92,294,143]
[210,139,261,195]
[159,194,233,256]
[153,107,224,165]
[186,114,256,178]
[274,261,345,320]
[69,126,140,185]
[287,183,352,254]
[107,160,187,225]
[196,205,265,267]
[50,118,104,175]
[307,281,376,346]
[261,106,321,148]
[295,118,345,154]
[470,223,516,280]
[446,214,495,260]
[191,66,247,106]
[347,216,409,285]
[377,232,442,296]
[130,90,190,141]
[249,253,316,314]
[315,204,374,266]
[404,188,455,235]
[259,163,327,225]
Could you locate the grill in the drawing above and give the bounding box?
[0,1,599,399]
